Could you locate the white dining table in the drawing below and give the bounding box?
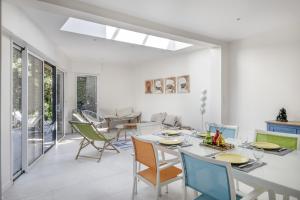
[137,132,300,199]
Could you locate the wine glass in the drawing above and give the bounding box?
[252,148,264,164]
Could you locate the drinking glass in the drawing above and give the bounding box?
[252,148,264,163]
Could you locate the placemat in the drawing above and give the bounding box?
[232,159,267,173]
[206,153,266,173]
[239,143,293,156]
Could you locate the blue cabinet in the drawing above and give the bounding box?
[266,121,300,135]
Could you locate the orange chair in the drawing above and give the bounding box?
[131,136,182,200]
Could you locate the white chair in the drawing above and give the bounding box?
[131,136,182,200]
[207,123,239,139]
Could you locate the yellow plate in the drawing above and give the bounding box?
[159,139,182,145]
[197,132,207,137]
[251,141,280,150]
[162,130,181,135]
[215,153,249,164]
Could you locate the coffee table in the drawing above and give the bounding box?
[115,123,137,141]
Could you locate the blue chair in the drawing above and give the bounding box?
[179,148,264,200]
[208,123,238,139]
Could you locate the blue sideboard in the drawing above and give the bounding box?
[266,120,300,134]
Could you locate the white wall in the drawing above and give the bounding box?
[1,1,69,191]
[133,48,222,129]
[228,23,300,138]
[65,61,135,132]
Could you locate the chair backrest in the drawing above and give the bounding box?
[179,148,236,200]
[131,136,158,170]
[82,110,106,124]
[255,130,299,150]
[69,121,106,141]
[208,123,238,139]
[136,122,162,135]
[72,112,87,123]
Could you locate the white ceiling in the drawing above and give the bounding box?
[14,1,210,65]
[11,0,300,64]
[78,0,300,41]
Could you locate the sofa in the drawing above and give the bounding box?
[150,112,183,129]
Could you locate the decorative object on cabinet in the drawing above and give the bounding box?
[276,108,288,122]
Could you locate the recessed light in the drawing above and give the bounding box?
[60,17,192,51]
[236,18,241,21]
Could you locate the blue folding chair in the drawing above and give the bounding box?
[179,148,264,200]
[208,123,238,139]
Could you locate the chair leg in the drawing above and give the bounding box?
[75,138,86,160]
[97,142,106,162]
[156,185,160,200]
[165,185,168,193]
[106,141,120,153]
[235,180,240,192]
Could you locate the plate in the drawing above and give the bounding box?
[162,130,181,135]
[251,141,280,150]
[197,132,207,137]
[159,139,182,145]
[215,153,249,164]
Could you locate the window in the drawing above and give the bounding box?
[77,75,97,113]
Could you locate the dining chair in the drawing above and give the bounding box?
[136,122,162,135]
[69,121,119,162]
[255,130,299,200]
[178,148,264,200]
[255,130,299,150]
[208,123,239,139]
[131,136,182,200]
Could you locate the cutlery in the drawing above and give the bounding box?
[238,161,257,168]
[277,148,287,152]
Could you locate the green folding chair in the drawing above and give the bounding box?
[69,121,120,162]
[255,130,299,150]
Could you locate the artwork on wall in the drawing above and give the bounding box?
[145,80,153,94]
[153,79,164,94]
[165,77,176,94]
[177,75,190,93]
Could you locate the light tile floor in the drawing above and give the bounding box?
[3,134,287,200]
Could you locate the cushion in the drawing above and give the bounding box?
[116,107,133,117]
[151,113,167,123]
[163,114,178,126]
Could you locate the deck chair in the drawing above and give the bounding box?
[69,121,119,162]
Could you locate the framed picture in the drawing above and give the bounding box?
[177,75,190,93]
[145,80,153,94]
[165,77,176,94]
[153,79,164,94]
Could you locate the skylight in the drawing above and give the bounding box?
[60,17,192,51]
[115,29,146,45]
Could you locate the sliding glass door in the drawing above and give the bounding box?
[56,69,64,140]
[11,42,65,179]
[12,46,23,176]
[44,63,56,152]
[27,53,44,165]
[77,75,97,112]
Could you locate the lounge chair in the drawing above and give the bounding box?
[69,121,119,162]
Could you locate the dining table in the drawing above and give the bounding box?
[137,130,300,199]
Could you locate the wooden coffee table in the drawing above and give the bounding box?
[116,123,137,141]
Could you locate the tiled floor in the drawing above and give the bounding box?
[3,134,284,200]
